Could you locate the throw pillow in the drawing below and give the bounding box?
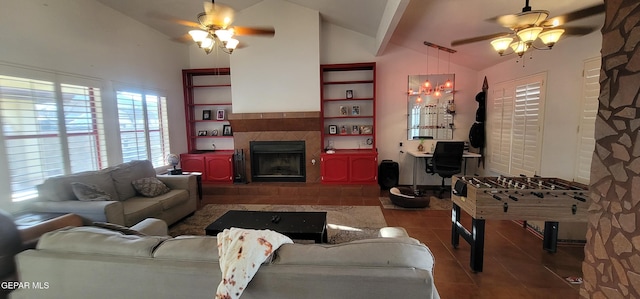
[71,182,112,201]
[131,177,170,197]
[92,222,146,236]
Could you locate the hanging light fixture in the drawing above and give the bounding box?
[444,52,452,88]
[489,26,564,62]
[424,46,431,89]
[189,11,239,54]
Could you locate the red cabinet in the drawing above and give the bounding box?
[321,152,377,184]
[204,154,233,183]
[180,151,233,184]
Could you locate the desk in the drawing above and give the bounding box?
[407,149,482,191]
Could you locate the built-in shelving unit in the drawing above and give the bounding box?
[181,68,234,183]
[320,62,377,184]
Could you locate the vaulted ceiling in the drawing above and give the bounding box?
[96,0,605,70]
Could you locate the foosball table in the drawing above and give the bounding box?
[450,175,589,272]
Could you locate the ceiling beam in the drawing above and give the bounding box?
[374,0,410,56]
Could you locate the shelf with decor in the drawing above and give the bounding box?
[320,62,377,184]
[182,68,234,184]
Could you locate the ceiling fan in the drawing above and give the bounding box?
[186,0,275,54]
[451,1,604,55]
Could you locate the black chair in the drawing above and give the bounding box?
[425,141,465,198]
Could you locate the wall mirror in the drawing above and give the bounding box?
[407,74,455,140]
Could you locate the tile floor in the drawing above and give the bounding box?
[201,183,584,299]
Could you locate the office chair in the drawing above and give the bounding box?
[425,141,465,198]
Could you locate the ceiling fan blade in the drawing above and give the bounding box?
[233,26,275,37]
[171,34,195,44]
[541,4,605,27]
[203,1,235,28]
[148,12,202,29]
[561,26,598,36]
[451,32,512,47]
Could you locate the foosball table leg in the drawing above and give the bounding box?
[470,218,485,272]
[451,204,461,248]
[543,221,559,253]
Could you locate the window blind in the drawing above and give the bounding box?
[116,90,170,167]
[0,68,106,201]
[488,73,546,176]
[574,58,600,184]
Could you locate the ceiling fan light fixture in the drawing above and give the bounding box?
[215,29,234,42]
[538,29,565,48]
[189,30,209,43]
[516,26,543,44]
[226,38,239,50]
[490,37,514,55]
[510,41,527,57]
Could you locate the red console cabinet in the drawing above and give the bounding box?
[321,152,377,184]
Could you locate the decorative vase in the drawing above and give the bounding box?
[417,143,424,152]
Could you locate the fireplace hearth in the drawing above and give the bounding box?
[250,141,306,182]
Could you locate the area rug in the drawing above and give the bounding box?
[169,204,387,244]
[378,196,452,211]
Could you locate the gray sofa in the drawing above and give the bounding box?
[10,226,440,299]
[29,160,197,226]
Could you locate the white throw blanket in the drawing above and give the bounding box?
[215,228,293,299]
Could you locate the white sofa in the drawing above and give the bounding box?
[10,225,440,299]
[28,160,197,226]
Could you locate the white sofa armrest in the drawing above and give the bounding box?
[131,218,168,236]
[29,200,125,225]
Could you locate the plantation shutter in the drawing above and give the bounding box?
[0,65,106,201]
[574,58,600,184]
[510,78,543,177]
[488,73,546,176]
[489,85,513,174]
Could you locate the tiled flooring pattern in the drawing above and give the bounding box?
[201,183,584,299]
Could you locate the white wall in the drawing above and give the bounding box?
[230,0,320,113]
[479,31,602,180]
[0,0,189,211]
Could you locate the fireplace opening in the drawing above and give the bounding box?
[250,141,305,182]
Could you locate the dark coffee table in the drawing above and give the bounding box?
[205,210,328,243]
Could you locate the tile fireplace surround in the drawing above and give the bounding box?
[229,112,321,183]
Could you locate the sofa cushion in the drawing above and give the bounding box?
[122,198,164,227]
[153,236,219,261]
[38,169,119,202]
[132,177,170,197]
[151,189,189,210]
[274,237,434,271]
[111,160,157,201]
[37,226,166,257]
[71,182,112,201]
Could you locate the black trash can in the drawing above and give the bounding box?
[378,160,399,190]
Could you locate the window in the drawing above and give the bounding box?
[0,66,107,202]
[116,90,170,167]
[488,73,546,176]
[574,58,600,184]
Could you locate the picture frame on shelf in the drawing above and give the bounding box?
[328,125,337,135]
[340,125,347,135]
[346,90,353,99]
[198,130,208,136]
[352,105,360,116]
[339,106,348,116]
[351,125,359,134]
[216,109,225,120]
[222,125,233,136]
[360,125,372,134]
[211,129,219,136]
[203,110,212,120]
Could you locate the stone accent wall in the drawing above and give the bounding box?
[581,1,640,297]
[228,112,322,183]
